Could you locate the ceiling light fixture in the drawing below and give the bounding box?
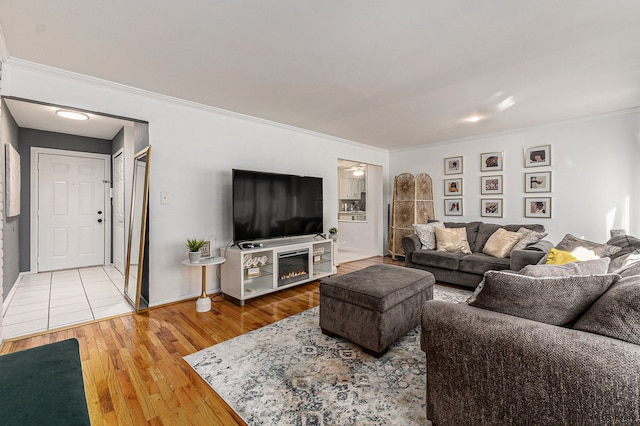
[56,109,89,120]
[353,169,364,176]
[467,115,481,123]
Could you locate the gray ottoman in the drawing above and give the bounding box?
[319,264,434,357]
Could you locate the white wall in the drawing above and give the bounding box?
[2,59,389,306]
[390,110,640,244]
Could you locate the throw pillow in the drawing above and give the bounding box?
[435,227,471,254]
[606,235,640,260]
[413,222,445,250]
[545,247,578,265]
[519,257,611,277]
[573,276,640,345]
[511,227,548,252]
[467,270,619,326]
[555,234,622,259]
[608,249,640,274]
[482,228,522,258]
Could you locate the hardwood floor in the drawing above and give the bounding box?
[0,256,400,425]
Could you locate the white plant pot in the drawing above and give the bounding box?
[189,251,202,263]
[329,233,338,241]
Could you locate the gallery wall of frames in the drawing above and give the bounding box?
[443,144,552,218]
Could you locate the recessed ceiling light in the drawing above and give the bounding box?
[56,109,89,120]
[466,115,481,123]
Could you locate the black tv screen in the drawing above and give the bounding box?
[232,169,324,243]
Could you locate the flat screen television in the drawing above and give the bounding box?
[232,169,324,243]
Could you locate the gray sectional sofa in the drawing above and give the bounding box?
[420,235,640,425]
[402,221,552,288]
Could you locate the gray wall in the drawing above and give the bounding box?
[18,129,113,272]
[1,100,20,300]
[112,127,125,155]
[133,122,149,154]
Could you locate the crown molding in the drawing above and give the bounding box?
[0,25,9,62]
[4,58,389,154]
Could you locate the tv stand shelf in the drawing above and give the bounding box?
[221,237,336,305]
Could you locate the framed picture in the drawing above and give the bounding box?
[5,144,21,217]
[481,175,503,195]
[444,198,463,216]
[200,241,211,258]
[525,171,552,193]
[444,156,463,175]
[444,178,463,196]
[481,198,503,218]
[481,151,503,172]
[525,197,552,218]
[524,144,551,167]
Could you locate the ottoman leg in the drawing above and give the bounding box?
[321,328,337,338]
[363,346,388,358]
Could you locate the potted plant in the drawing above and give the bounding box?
[185,238,207,263]
[328,227,338,241]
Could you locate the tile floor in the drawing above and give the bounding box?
[2,265,133,339]
[336,246,378,265]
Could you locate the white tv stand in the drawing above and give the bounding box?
[221,236,336,306]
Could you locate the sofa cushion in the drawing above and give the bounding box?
[519,258,611,277]
[458,253,510,275]
[573,276,640,345]
[436,227,471,254]
[412,250,466,270]
[482,228,522,258]
[444,221,481,252]
[545,247,579,265]
[467,270,620,326]
[503,223,545,233]
[511,227,548,253]
[413,222,445,250]
[555,234,622,258]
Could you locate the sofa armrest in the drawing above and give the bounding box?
[421,300,640,425]
[402,235,421,267]
[509,239,553,271]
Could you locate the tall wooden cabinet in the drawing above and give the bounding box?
[389,173,435,260]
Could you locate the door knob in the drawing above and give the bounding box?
[98,210,103,214]
[98,218,103,223]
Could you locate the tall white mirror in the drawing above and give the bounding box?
[124,146,151,312]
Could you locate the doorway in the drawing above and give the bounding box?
[31,148,112,272]
[336,159,384,264]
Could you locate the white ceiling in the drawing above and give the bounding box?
[4,98,132,140]
[1,1,639,150]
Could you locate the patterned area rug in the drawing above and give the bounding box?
[184,285,471,425]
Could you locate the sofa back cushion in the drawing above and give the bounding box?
[467,270,620,326]
[556,234,622,258]
[606,235,640,261]
[519,257,611,277]
[573,275,640,345]
[444,221,481,252]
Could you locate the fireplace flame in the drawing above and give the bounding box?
[280,271,308,280]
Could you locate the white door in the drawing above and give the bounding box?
[38,153,107,271]
[113,151,125,273]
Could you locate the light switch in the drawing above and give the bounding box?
[161,192,169,204]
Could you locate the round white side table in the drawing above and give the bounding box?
[182,256,226,312]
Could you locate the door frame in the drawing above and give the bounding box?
[112,148,125,274]
[30,147,112,273]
